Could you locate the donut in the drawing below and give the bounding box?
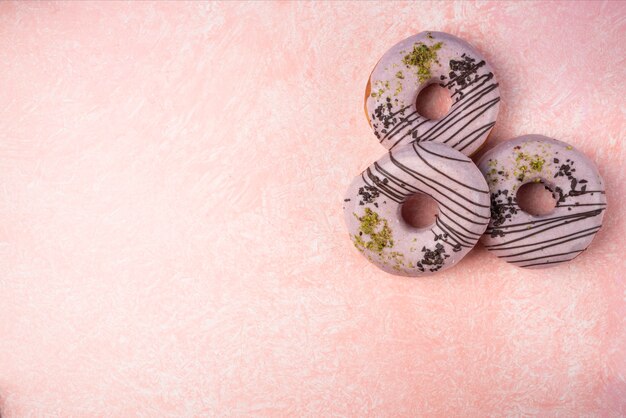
[478,135,607,268]
[343,141,490,276]
[365,31,500,156]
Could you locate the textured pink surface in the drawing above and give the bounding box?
[0,1,625,416]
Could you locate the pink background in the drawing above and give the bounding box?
[1,1,625,416]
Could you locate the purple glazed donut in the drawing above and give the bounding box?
[343,141,490,276]
[365,31,500,155]
[478,135,607,268]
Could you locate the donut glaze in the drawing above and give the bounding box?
[343,142,490,276]
[365,31,500,156]
[478,135,607,268]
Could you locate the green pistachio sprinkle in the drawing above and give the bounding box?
[511,151,546,181]
[389,251,405,271]
[394,81,402,95]
[396,71,404,79]
[402,41,443,83]
[370,80,392,98]
[353,208,394,253]
[529,158,545,171]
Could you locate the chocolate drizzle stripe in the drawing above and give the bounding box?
[388,104,414,118]
[423,199,488,225]
[362,147,490,226]
[441,102,499,146]
[387,82,498,149]
[419,77,498,139]
[486,212,603,236]
[422,90,499,142]
[380,111,421,143]
[412,143,490,194]
[387,119,429,150]
[431,229,471,249]
[435,217,475,246]
[374,158,488,224]
[362,171,404,203]
[437,215,482,240]
[518,256,582,268]
[496,227,601,256]
[520,254,580,267]
[456,121,497,152]
[368,166,419,199]
[556,203,607,207]
[486,209,605,232]
[386,154,489,208]
[415,142,471,162]
[506,249,585,265]
[449,73,493,98]
[438,98,499,146]
[438,209,485,236]
[484,216,600,248]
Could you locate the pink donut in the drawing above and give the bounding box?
[478,135,607,268]
[343,141,490,276]
[365,31,500,155]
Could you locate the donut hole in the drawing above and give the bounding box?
[516,181,557,216]
[401,192,439,229]
[415,83,452,120]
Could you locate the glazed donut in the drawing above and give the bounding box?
[343,141,490,276]
[478,135,607,268]
[365,31,500,156]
